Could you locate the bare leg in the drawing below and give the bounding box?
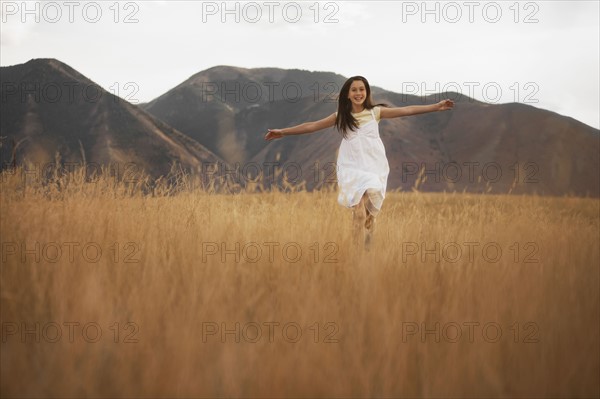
[364,209,376,250]
[352,194,367,247]
[363,189,381,251]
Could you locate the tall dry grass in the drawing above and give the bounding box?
[1,166,598,398]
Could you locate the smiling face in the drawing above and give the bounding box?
[347,80,367,111]
[336,76,374,138]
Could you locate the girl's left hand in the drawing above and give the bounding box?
[265,129,285,141]
[437,99,455,111]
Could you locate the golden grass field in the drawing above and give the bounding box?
[1,167,599,398]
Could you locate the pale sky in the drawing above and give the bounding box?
[1,0,599,129]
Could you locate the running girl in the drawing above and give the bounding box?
[264,76,454,249]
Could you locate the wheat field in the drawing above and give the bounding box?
[1,167,599,398]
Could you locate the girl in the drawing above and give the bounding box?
[265,76,454,249]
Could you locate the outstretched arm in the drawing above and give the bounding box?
[380,99,454,119]
[265,113,336,141]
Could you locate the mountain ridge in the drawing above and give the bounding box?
[141,64,599,196]
[0,58,228,180]
[2,58,598,196]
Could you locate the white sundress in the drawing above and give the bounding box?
[336,108,390,216]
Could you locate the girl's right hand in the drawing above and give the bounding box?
[265,129,285,141]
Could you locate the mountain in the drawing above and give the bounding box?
[142,66,348,167]
[3,59,596,196]
[0,59,227,181]
[142,65,600,197]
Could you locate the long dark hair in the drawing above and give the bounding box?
[335,76,388,139]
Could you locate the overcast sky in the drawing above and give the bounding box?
[1,0,599,129]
